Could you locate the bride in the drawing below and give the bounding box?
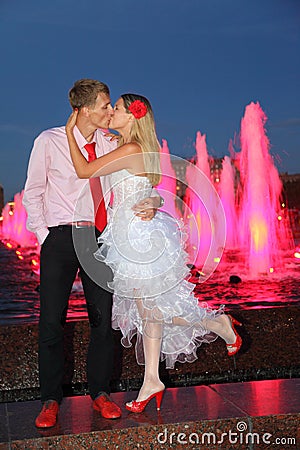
[65,93,242,413]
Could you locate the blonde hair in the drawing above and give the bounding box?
[119,94,161,186]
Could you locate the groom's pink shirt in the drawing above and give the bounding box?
[23,126,116,244]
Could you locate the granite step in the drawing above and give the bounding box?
[0,378,299,449]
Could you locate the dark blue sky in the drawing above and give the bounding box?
[0,0,299,202]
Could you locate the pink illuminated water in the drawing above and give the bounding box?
[0,190,40,274]
[184,132,214,268]
[237,102,294,276]
[217,155,238,249]
[1,191,37,248]
[156,139,181,219]
[184,102,295,278]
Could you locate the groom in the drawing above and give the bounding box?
[23,79,162,427]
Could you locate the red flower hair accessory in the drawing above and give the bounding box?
[128,100,148,119]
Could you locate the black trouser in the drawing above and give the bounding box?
[39,225,113,403]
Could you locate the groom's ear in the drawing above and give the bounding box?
[81,106,90,117]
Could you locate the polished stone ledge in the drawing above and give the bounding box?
[0,306,300,402]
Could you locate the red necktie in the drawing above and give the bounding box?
[84,142,107,232]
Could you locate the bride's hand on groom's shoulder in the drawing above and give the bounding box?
[104,131,119,141]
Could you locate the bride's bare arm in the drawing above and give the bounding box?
[65,110,142,178]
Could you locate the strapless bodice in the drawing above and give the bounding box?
[111,169,153,211]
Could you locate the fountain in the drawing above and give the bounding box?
[183,131,224,272]
[237,102,294,276]
[217,155,239,249]
[182,102,295,279]
[156,139,181,219]
[1,191,37,249]
[0,191,40,272]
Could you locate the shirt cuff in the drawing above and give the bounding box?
[36,228,49,245]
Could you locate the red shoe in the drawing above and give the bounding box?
[226,315,242,356]
[35,400,59,428]
[126,389,164,413]
[93,394,122,419]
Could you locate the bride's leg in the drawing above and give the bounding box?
[136,320,165,402]
[172,314,236,345]
[202,315,236,344]
[132,300,165,403]
[172,317,191,326]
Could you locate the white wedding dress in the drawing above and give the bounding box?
[95,169,223,369]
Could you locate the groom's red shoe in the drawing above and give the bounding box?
[93,393,121,419]
[35,400,59,428]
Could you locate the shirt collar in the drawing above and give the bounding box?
[73,125,96,150]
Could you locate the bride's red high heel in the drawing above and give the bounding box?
[226,315,242,356]
[125,389,164,413]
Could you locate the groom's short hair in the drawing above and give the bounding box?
[68,79,110,110]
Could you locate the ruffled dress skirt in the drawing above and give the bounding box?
[95,205,223,369]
